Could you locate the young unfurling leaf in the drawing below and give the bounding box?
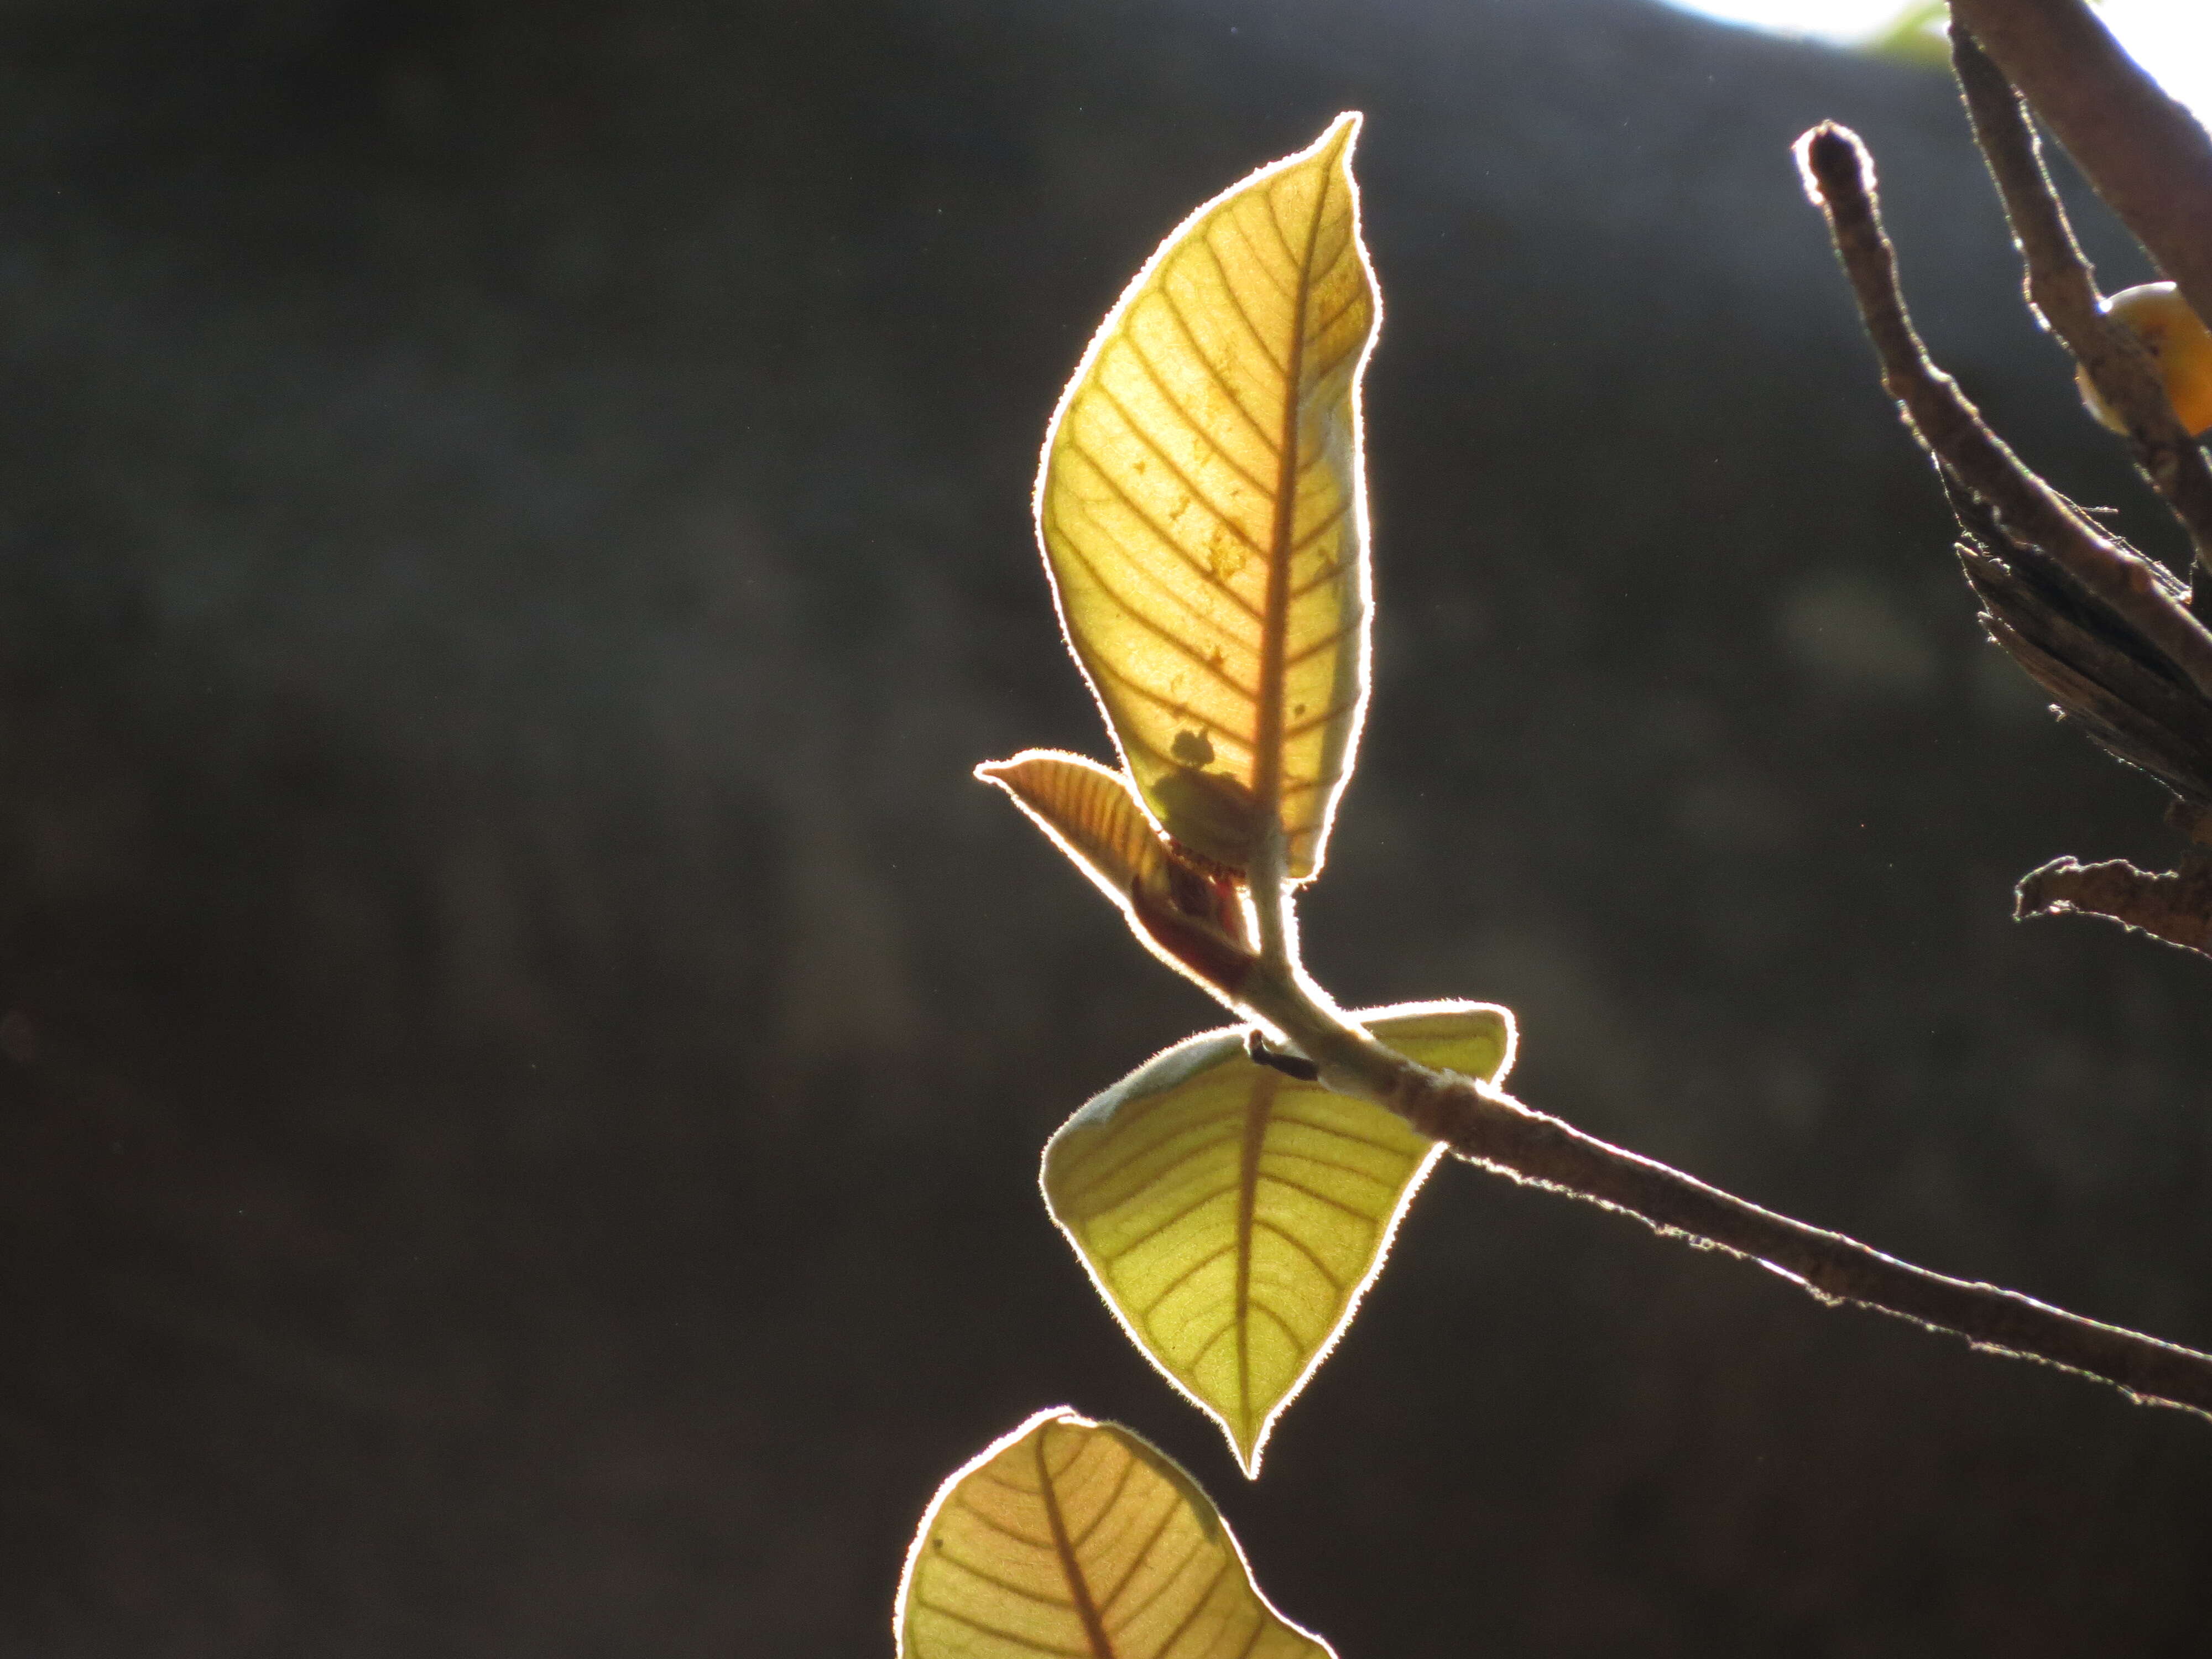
[1035,113,1379,883]
[896,1408,1333,1658]
[977,749,1256,1003]
[1043,1001,1516,1474]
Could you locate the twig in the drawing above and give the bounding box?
[1950,25,2212,602]
[1794,123,2212,706]
[2017,852,2212,959]
[1233,948,2212,1424]
[1949,0,2212,343]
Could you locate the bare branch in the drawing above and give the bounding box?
[2017,852,2212,958]
[1794,122,2212,706]
[1950,24,2212,601]
[1949,0,2212,340]
[1234,961,2212,1425]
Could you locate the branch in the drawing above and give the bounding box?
[1233,957,2212,1424]
[2017,849,2212,959]
[1948,0,2212,341]
[1950,24,2212,599]
[1794,122,2212,706]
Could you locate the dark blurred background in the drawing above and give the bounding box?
[2,0,2210,1652]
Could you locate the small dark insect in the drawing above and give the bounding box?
[1245,1029,1321,1082]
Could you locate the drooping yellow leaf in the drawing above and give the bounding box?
[1043,1002,1515,1474]
[977,749,1256,1001]
[1036,113,1379,882]
[896,1407,1333,1659]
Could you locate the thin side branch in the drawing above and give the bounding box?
[1949,0,2212,341]
[1950,25,2212,599]
[1795,123,2212,705]
[2017,851,2212,959]
[1234,954,2212,1423]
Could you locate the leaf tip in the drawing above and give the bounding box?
[1300,111,1364,190]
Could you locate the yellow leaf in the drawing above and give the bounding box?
[1036,113,1379,882]
[1043,1001,1515,1474]
[896,1407,1334,1659]
[977,749,1257,1001]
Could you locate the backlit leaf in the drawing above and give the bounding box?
[1036,113,1379,882]
[977,749,1256,1001]
[896,1407,1333,1659]
[1044,1002,1515,1474]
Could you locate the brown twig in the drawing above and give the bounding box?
[1949,0,2212,344]
[1794,123,2212,705]
[2017,852,2212,959]
[1950,25,2212,602]
[1234,961,2212,1423]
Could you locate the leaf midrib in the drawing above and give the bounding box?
[1251,128,1346,839]
[1232,1068,1281,1447]
[1036,1430,1120,1659]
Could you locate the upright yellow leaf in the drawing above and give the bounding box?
[1043,1002,1516,1474]
[977,749,1257,1001]
[896,1407,1333,1659]
[1036,113,1379,881]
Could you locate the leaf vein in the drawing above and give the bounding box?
[1130,1234,1238,1317]
[1055,437,1266,618]
[1308,265,1366,343]
[1080,390,1274,563]
[940,1553,1091,1611]
[1207,213,1295,307]
[1111,1535,1206,1639]
[1089,657,1262,748]
[1105,1177,1238,1259]
[1251,1217,1348,1293]
[1279,622,1354,672]
[1118,330,1281,498]
[1260,186,1302,273]
[1057,1125,1245,1209]
[1191,240,1292,384]
[1258,1171,1371,1221]
[1049,505,1266,701]
[912,1598,1093,1657]
[1154,1558,1235,1657]
[954,1494,1058,1551]
[1067,1454,1139,1554]
[1035,1431,1120,1659]
[1282,695,1360,740]
[1233,1073,1276,1444]
[1289,499,1352,561]
[1097,1490,1183,1616]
